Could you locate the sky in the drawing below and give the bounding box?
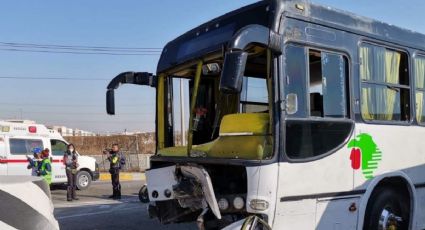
[0,0,424,134]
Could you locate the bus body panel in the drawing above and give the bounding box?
[353,124,425,229]
[274,146,356,229]
[246,164,279,225]
[276,11,425,229]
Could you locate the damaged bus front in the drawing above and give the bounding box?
[106,1,285,229]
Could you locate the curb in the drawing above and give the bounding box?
[99,173,145,182]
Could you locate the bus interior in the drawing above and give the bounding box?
[158,45,273,161]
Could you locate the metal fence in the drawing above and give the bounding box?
[92,153,152,172]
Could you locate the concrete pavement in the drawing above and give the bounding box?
[52,181,196,230]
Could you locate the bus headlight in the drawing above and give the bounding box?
[218,198,229,210]
[233,197,244,210]
[249,199,269,211]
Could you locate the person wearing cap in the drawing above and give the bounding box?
[27,147,42,176]
[40,148,52,185]
[63,144,79,201]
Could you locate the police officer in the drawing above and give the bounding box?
[105,144,125,199]
[40,149,52,185]
[63,144,79,201]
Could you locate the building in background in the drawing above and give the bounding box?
[49,125,95,137]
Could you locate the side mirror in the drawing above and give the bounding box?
[106,89,115,115]
[219,51,248,94]
[106,72,156,115]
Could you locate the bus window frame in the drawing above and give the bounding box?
[152,53,282,165]
[358,40,414,126]
[413,53,425,126]
[283,42,355,163]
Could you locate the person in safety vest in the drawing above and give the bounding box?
[63,143,79,201]
[40,148,52,185]
[27,147,42,176]
[104,144,126,199]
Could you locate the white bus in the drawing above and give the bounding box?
[106,0,425,229]
[0,120,99,189]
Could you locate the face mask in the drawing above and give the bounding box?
[69,148,74,152]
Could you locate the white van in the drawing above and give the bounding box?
[0,120,99,189]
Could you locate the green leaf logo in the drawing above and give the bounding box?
[347,133,382,180]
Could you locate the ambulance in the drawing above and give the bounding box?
[0,120,99,189]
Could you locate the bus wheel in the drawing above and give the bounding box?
[363,187,410,230]
[76,171,92,190]
[139,185,149,203]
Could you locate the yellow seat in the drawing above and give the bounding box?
[157,113,272,160]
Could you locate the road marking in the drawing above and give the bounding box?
[56,206,141,220]
[54,197,140,208]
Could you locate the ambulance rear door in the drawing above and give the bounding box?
[6,136,44,176]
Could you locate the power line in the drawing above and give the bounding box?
[0,41,162,51]
[0,76,109,81]
[37,120,154,124]
[0,102,153,108]
[0,110,153,115]
[0,47,160,56]
[0,41,162,56]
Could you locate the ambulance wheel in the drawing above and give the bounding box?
[139,185,149,203]
[76,171,92,190]
[363,187,410,230]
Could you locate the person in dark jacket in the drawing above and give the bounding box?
[104,144,125,199]
[63,144,79,201]
[27,147,42,176]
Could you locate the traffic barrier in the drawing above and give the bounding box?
[0,176,59,230]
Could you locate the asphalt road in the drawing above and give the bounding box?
[52,181,196,230]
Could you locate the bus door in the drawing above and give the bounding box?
[50,139,68,183]
[0,135,7,175]
[275,45,355,229]
[6,136,44,176]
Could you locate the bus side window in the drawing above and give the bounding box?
[415,57,425,124]
[309,50,348,118]
[285,45,352,160]
[285,45,308,118]
[360,44,410,122]
[240,76,268,113]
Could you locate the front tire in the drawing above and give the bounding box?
[76,171,92,190]
[139,185,149,203]
[363,187,410,230]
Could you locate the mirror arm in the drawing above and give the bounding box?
[226,24,283,54]
[106,71,156,115]
[106,72,156,90]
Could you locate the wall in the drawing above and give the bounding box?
[65,133,155,172]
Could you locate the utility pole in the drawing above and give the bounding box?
[180,78,186,145]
